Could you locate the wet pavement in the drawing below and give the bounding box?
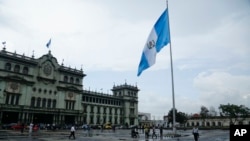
[0,129,229,141]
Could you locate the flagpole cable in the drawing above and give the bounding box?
[166,0,177,134]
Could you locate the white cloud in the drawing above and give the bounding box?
[194,71,250,109]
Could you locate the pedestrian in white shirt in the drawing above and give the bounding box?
[192,125,199,141]
[69,125,76,139]
[29,122,34,135]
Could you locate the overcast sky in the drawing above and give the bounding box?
[1,0,250,120]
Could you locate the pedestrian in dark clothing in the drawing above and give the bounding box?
[69,125,76,139]
[160,126,163,138]
[145,126,150,138]
[152,126,157,138]
[131,127,139,138]
[142,125,144,134]
[21,123,24,134]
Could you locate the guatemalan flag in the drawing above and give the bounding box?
[46,38,51,48]
[137,9,170,76]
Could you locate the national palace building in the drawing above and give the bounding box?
[0,46,139,126]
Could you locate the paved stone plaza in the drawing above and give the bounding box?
[0,129,229,141]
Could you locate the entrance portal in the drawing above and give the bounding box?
[65,115,75,124]
[2,111,19,123]
[33,113,53,124]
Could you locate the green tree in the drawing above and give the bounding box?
[168,108,188,127]
[219,103,250,125]
[200,106,209,126]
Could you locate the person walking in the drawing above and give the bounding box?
[142,125,144,134]
[69,125,76,139]
[160,126,163,138]
[152,126,157,139]
[20,123,25,134]
[145,126,149,138]
[192,125,199,141]
[29,122,34,136]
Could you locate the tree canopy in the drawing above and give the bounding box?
[167,108,188,126]
[219,103,250,125]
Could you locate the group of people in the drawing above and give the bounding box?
[131,125,163,139]
[19,122,34,135]
[133,125,199,141]
[145,126,158,138]
[21,123,199,141]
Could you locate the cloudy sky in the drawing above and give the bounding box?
[1,0,250,119]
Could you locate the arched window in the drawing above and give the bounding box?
[14,65,20,73]
[70,77,74,83]
[5,63,11,71]
[23,66,29,74]
[75,78,80,84]
[64,76,68,82]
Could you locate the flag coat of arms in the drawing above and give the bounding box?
[137,9,170,76]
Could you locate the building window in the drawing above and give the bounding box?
[53,99,56,108]
[14,65,20,73]
[64,76,68,82]
[82,96,85,101]
[15,95,19,105]
[47,99,51,108]
[71,101,75,110]
[90,116,93,124]
[37,97,41,107]
[75,78,80,84]
[33,87,36,92]
[70,77,74,83]
[31,97,35,107]
[65,100,75,110]
[10,94,15,105]
[130,109,134,115]
[5,94,10,104]
[5,63,11,71]
[23,66,29,74]
[83,105,87,112]
[104,107,106,114]
[42,98,46,108]
[130,102,134,107]
[97,107,100,114]
[97,116,100,124]
[91,106,94,113]
[5,94,20,105]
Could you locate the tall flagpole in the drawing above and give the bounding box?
[166,0,176,134]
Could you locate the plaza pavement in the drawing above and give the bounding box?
[0,128,229,141]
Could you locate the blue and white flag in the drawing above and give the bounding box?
[137,9,170,76]
[46,38,51,48]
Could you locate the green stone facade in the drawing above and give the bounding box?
[0,47,139,127]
